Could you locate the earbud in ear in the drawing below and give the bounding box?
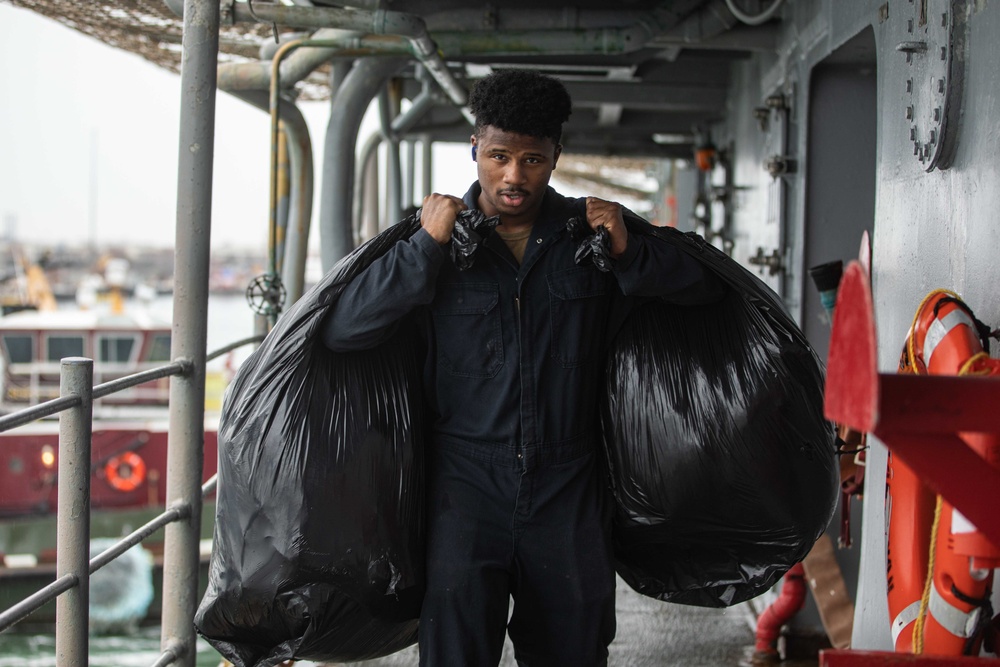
[471,145,477,161]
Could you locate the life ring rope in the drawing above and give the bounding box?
[912,495,943,653]
[959,351,993,376]
[902,289,960,373]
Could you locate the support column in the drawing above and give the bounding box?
[55,358,93,666]
[161,0,218,663]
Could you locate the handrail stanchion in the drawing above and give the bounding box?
[160,0,220,663]
[55,357,93,666]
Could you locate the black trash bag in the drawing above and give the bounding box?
[450,208,500,270]
[582,217,838,608]
[195,209,494,666]
[568,216,614,272]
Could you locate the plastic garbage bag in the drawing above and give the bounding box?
[449,208,500,269]
[195,209,494,666]
[580,217,838,608]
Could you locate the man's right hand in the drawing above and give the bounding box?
[421,193,467,244]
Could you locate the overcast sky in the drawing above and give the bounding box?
[0,4,480,253]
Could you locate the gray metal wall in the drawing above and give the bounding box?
[712,0,1000,649]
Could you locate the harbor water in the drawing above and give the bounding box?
[0,628,228,667]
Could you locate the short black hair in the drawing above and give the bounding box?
[468,69,572,144]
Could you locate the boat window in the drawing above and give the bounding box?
[147,333,171,362]
[2,334,34,363]
[99,335,137,363]
[46,335,85,362]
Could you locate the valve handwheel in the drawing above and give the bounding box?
[245,273,285,317]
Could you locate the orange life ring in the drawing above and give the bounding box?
[104,452,147,493]
[887,290,1000,655]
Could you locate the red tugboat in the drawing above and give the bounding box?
[0,284,221,626]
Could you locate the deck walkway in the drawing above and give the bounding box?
[323,577,762,667]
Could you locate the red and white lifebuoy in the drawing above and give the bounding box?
[104,452,147,493]
[887,290,1000,655]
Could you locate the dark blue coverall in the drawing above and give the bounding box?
[322,183,720,666]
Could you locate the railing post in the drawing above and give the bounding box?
[161,0,219,664]
[55,357,93,667]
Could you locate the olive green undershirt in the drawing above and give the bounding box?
[494,226,533,264]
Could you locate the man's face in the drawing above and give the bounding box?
[472,125,561,226]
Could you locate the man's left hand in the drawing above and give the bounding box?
[586,197,628,259]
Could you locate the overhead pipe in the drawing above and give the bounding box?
[353,125,382,241]
[389,66,445,138]
[650,24,779,52]
[358,132,381,243]
[265,39,325,320]
[725,0,786,26]
[231,4,468,108]
[220,0,764,273]
[224,89,313,305]
[403,140,416,213]
[469,0,764,54]
[275,125,291,278]
[378,82,404,226]
[218,30,436,272]
[225,0,769,145]
[354,77,440,238]
[280,116,311,302]
[656,0,741,44]
[232,38,413,319]
[240,4,657,58]
[421,133,433,201]
[424,8,658,31]
[212,0,766,64]
[220,36,339,313]
[163,0,183,19]
[418,1,741,57]
[282,0,766,40]
[224,37,349,324]
[233,2,672,56]
[258,31,311,60]
[318,57,409,269]
[217,45,356,305]
[217,29,410,93]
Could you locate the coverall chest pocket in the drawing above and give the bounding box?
[432,282,503,378]
[548,267,609,368]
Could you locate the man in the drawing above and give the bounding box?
[323,69,720,666]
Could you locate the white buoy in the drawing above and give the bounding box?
[88,538,154,635]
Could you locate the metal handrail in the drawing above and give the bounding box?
[0,337,262,434]
[5,360,177,405]
[206,335,263,362]
[0,573,79,632]
[0,360,194,433]
[0,473,221,633]
[0,395,80,432]
[93,361,193,400]
[0,336,257,664]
